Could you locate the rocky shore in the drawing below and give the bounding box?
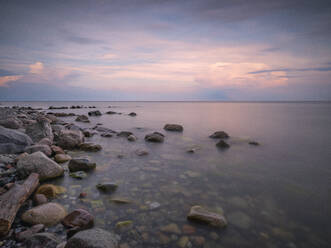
[0,105,261,248]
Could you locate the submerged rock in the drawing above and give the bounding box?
[25,144,52,157]
[115,220,133,232]
[209,131,229,139]
[100,132,113,138]
[135,149,149,156]
[160,223,181,234]
[96,182,118,192]
[22,202,67,226]
[0,126,33,154]
[164,124,183,132]
[216,140,230,149]
[26,118,53,143]
[23,232,60,248]
[187,206,227,228]
[57,130,84,149]
[65,228,118,248]
[88,110,102,116]
[145,132,164,143]
[62,209,94,237]
[69,171,87,179]
[68,158,96,172]
[79,143,102,152]
[249,141,260,146]
[227,211,251,229]
[17,151,64,181]
[127,134,137,142]
[105,111,118,115]
[75,115,90,123]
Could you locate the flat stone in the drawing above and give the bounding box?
[164,124,183,132]
[187,206,227,228]
[209,131,229,139]
[68,158,96,172]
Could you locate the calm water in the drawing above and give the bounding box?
[2,101,331,248]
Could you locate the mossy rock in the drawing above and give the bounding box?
[35,184,67,199]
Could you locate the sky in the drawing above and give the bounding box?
[0,0,331,101]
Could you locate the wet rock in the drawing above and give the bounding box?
[117,131,133,137]
[216,140,230,149]
[38,137,53,146]
[25,144,52,157]
[249,141,260,146]
[209,131,229,139]
[62,209,94,237]
[36,184,66,199]
[96,182,118,192]
[182,225,196,234]
[65,228,118,248]
[57,130,84,149]
[187,206,227,228]
[75,115,90,123]
[26,118,53,143]
[160,223,181,234]
[79,143,102,152]
[127,135,137,142]
[164,124,183,132]
[135,149,148,156]
[227,211,251,229]
[0,126,33,154]
[100,132,113,138]
[145,132,164,143]
[115,220,133,232]
[105,111,118,115]
[55,154,71,163]
[82,129,97,137]
[69,171,87,179]
[51,145,65,154]
[22,202,67,226]
[110,197,131,204]
[177,236,189,248]
[53,112,75,117]
[33,194,48,205]
[23,232,60,248]
[16,224,45,241]
[68,158,96,172]
[94,126,116,133]
[49,106,68,110]
[0,117,22,129]
[128,112,137,117]
[17,151,64,181]
[88,110,102,116]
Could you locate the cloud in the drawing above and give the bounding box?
[0,75,23,86]
[249,67,331,74]
[29,62,44,74]
[101,53,117,60]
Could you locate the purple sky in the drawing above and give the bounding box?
[0,0,331,101]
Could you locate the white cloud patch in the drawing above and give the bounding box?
[29,62,44,74]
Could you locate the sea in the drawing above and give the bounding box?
[1,101,330,248]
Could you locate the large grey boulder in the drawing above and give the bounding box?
[57,130,84,149]
[65,228,118,248]
[17,151,64,181]
[0,126,33,154]
[26,118,53,143]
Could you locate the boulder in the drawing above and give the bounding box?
[68,158,96,172]
[0,126,33,154]
[145,132,164,143]
[57,130,84,149]
[25,144,52,157]
[22,202,67,226]
[88,110,102,116]
[216,140,230,149]
[209,131,229,139]
[65,228,118,248]
[164,124,183,132]
[23,232,60,248]
[26,118,53,143]
[75,115,90,123]
[79,143,102,152]
[16,151,64,181]
[54,154,71,163]
[62,209,94,237]
[0,117,22,129]
[187,206,227,228]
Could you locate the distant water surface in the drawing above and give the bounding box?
[2,101,330,247]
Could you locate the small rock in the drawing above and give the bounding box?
[69,171,87,179]
[100,132,113,138]
[51,145,65,154]
[88,110,102,116]
[115,220,133,232]
[25,144,52,157]
[249,141,260,146]
[33,194,48,205]
[54,154,71,163]
[117,131,133,137]
[36,184,66,199]
[16,224,45,241]
[96,182,118,192]
[38,137,52,146]
[135,149,149,156]
[187,206,227,228]
[209,131,229,139]
[164,124,183,132]
[79,143,102,152]
[128,112,137,117]
[79,192,87,198]
[145,132,164,143]
[127,135,137,142]
[177,236,189,248]
[160,223,181,234]
[23,232,60,248]
[68,158,96,172]
[75,115,90,123]
[62,209,94,237]
[57,130,84,149]
[216,140,230,149]
[182,225,195,234]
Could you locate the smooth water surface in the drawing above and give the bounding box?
[2,101,331,248]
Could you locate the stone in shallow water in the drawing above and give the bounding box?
[75,115,90,123]
[88,110,102,116]
[36,184,66,199]
[54,154,71,163]
[57,130,84,149]
[187,206,227,228]
[177,236,189,248]
[96,182,118,192]
[135,149,149,156]
[164,124,184,132]
[65,228,118,248]
[249,141,260,146]
[127,134,137,142]
[145,132,164,143]
[227,211,252,229]
[68,158,96,172]
[160,223,181,234]
[216,140,230,149]
[70,171,87,179]
[62,209,94,237]
[79,143,102,152]
[23,232,60,248]
[115,220,133,232]
[209,131,229,139]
